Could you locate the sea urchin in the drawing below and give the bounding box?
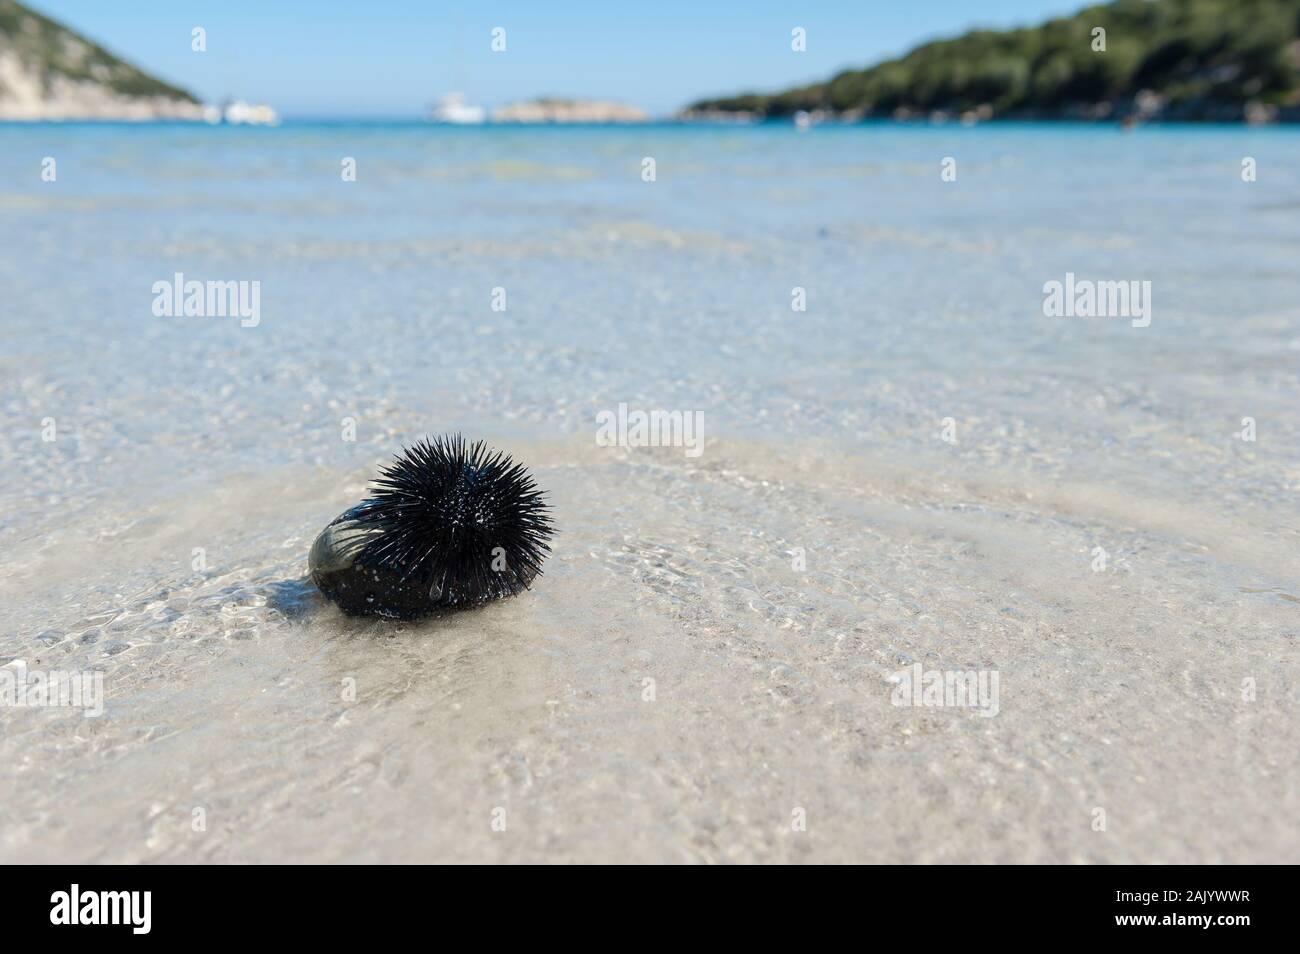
[309,435,554,619]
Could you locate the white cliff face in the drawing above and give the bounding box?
[0,2,203,121]
[0,48,204,119]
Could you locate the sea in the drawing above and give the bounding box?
[0,120,1297,862]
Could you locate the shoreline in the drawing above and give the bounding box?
[6,115,1300,129]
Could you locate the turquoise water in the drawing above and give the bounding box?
[1,121,1297,862]
[4,122,1298,519]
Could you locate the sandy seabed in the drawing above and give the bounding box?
[1,122,1297,862]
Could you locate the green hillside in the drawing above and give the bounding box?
[687,0,1300,121]
[0,0,197,103]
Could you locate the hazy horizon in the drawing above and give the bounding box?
[29,0,1088,116]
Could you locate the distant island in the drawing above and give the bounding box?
[492,97,648,124]
[684,0,1300,124]
[0,0,201,120]
[426,94,649,125]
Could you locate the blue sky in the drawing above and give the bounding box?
[34,1,1088,116]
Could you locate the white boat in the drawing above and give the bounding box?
[427,93,486,124]
[208,99,279,125]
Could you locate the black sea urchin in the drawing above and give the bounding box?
[309,435,554,619]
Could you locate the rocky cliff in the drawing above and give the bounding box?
[0,0,201,120]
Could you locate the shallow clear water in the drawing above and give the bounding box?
[1,121,1297,862]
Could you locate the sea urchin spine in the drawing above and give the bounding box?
[309,435,554,619]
